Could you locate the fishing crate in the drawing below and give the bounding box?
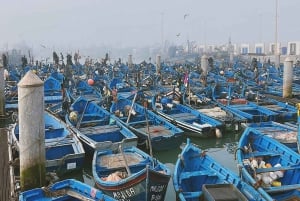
[202,184,247,201]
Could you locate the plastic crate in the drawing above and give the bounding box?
[202,184,247,201]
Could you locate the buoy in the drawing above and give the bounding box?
[272,181,281,187]
[87,78,94,86]
[215,128,222,138]
[69,111,78,122]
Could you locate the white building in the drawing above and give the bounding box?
[269,42,281,55]
[240,43,250,54]
[287,41,300,55]
[254,43,265,54]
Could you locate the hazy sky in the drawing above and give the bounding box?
[1,0,300,51]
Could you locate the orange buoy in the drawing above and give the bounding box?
[87,79,94,86]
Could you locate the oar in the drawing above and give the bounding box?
[76,99,92,129]
[144,105,153,157]
[126,92,138,124]
[118,142,131,176]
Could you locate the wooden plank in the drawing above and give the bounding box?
[80,125,119,135]
[100,153,144,169]
[0,128,11,201]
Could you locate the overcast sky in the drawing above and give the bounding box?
[1,0,299,51]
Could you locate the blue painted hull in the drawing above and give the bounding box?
[110,97,184,151]
[236,127,300,201]
[13,111,85,174]
[65,96,138,155]
[173,138,266,201]
[19,179,117,201]
[93,146,171,201]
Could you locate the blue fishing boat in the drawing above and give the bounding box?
[152,95,223,138]
[12,111,85,174]
[19,179,117,201]
[92,146,171,201]
[67,79,102,103]
[173,138,266,201]
[110,95,184,151]
[65,96,138,155]
[44,76,63,105]
[243,121,299,152]
[109,77,137,98]
[250,95,297,122]
[236,126,300,200]
[183,89,247,130]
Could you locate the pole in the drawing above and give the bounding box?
[18,70,46,190]
[0,59,10,200]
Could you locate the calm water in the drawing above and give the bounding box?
[63,130,243,201]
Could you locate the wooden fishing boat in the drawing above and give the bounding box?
[44,76,63,105]
[65,96,138,155]
[109,77,137,99]
[250,95,297,122]
[183,90,247,131]
[19,179,117,201]
[93,146,171,201]
[236,127,300,200]
[12,111,85,174]
[152,95,223,138]
[110,95,184,151]
[173,138,266,201]
[67,79,102,103]
[243,121,299,152]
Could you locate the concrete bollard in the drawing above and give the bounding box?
[18,70,45,190]
[201,55,208,76]
[283,57,293,98]
[0,60,4,118]
[156,55,161,74]
[128,54,133,68]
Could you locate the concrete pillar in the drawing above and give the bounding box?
[18,70,45,190]
[229,52,234,65]
[156,55,161,74]
[275,54,280,70]
[283,57,293,98]
[0,60,4,118]
[201,55,208,75]
[128,54,133,68]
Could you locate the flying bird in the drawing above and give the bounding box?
[40,44,46,48]
[176,33,181,37]
[184,14,189,20]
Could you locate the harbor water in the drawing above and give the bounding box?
[61,130,242,201]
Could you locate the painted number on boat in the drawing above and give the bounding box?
[113,188,135,201]
[150,184,166,201]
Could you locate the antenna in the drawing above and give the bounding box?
[161,12,164,55]
[275,0,278,55]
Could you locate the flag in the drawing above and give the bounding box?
[183,72,189,87]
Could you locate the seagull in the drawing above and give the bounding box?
[184,14,189,20]
[176,33,181,37]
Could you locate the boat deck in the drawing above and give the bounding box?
[170,113,197,121]
[137,125,173,137]
[100,153,144,169]
[79,125,119,135]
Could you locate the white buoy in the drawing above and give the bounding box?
[18,70,45,190]
[283,57,293,98]
[215,128,222,138]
